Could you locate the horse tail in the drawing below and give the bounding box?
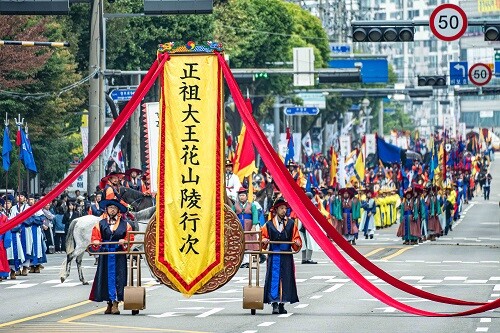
[65,219,78,255]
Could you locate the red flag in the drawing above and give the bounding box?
[16,126,21,146]
[232,99,257,181]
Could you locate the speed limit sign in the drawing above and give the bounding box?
[429,4,468,41]
[468,63,492,86]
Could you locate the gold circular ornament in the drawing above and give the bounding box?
[144,204,244,294]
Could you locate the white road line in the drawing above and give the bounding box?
[464,280,488,284]
[52,282,81,287]
[196,307,224,318]
[489,277,500,280]
[323,284,344,293]
[443,276,467,281]
[296,279,308,283]
[476,328,489,332]
[241,331,258,333]
[493,285,500,291]
[0,280,24,285]
[277,313,294,318]
[363,276,378,280]
[257,322,275,327]
[310,276,336,280]
[310,295,323,299]
[480,318,492,323]
[294,304,309,309]
[6,283,38,289]
[326,278,350,283]
[418,280,443,284]
[400,276,424,280]
[491,294,500,297]
[43,279,72,284]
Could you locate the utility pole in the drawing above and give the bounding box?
[87,0,101,194]
[379,98,384,137]
[273,95,280,150]
[130,73,141,169]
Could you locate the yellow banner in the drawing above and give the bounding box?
[156,54,225,295]
[478,0,500,13]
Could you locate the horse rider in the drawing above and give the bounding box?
[124,168,148,194]
[101,172,131,211]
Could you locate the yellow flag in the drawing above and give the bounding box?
[354,145,365,182]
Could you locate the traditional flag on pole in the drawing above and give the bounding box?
[354,145,365,183]
[329,146,337,187]
[301,131,313,157]
[19,127,37,173]
[111,137,125,172]
[232,99,258,182]
[2,126,12,171]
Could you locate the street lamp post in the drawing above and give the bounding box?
[361,98,370,134]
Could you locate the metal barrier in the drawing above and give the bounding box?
[242,230,300,315]
[87,231,146,315]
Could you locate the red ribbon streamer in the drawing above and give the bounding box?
[0,54,170,235]
[216,52,499,316]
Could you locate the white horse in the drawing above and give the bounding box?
[59,188,155,285]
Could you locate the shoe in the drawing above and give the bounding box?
[29,266,35,273]
[10,270,16,280]
[111,301,120,315]
[278,303,287,314]
[351,240,356,245]
[307,260,317,264]
[21,267,28,276]
[34,265,41,273]
[301,260,308,264]
[369,235,373,239]
[39,265,44,270]
[272,302,279,314]
[104,302,113,314]
[240,263,249,269]
[365,235,368,239]
[15,270,21,276]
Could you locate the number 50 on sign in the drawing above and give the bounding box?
[430,4,468,41]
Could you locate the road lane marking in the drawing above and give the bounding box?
[0,300,91,328]
[323,283,344,293]
[363,247,386,258]
[310,295,323,299]
[195,308,224,318]
[6,283,38,289]
[59,307,103,323]
[480,318,492,323]
[476,328,489,332]
[379,247,413,261]
[399,276,424,281]
[294,304,309,308]
[64,322,210,332]
[257,322,275,327]
[277,313,293,318]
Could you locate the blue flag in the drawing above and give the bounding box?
[377,137,401,164]
[19,128,37,173]
[2,126,12,171]
[284,135,294,165]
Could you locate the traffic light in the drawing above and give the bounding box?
[352,24,414,42]
[254,72,268,79]
[484,24,500,41]
[417,75,447,87]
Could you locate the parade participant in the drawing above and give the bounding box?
[102,172,130,210]
[340,187,360,245]
[261,197,301,314]
[6,196,25,278]
[27,194,47,273]
[299,192,318,264]
[481,172,492,200]
[10,192,31,276]
[225,159,242,203]
[427,186,442,241]
[412,185,424,243]
[287,160,306,188]
[233,187,259,268]
[329,188,343,235]
[0,208,11,281]
[443,189,454,235]
[419,187,429,242]
[124,168,147,193]
[88,192,104,217]
[397,188,420,245]
[89,199,134,315]
[360,189,376,239]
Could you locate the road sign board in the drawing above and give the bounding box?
[295,92,326,109]
[284,106,320,116]
[429,4,468,41]
[469,63,493,86]
[495,61,500,75]
[330,43,351,54]
[109,89,136,101]
[449,61,468,85]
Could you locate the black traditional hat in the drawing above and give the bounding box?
[237,187,248,194]
[270,197,290,211]
[125,168,143,176]
[286,160,298,168]
[339,187,357,198]
[225,159,233,167]
[99,199,128,213]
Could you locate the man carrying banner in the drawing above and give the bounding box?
[233,187,259,268]
[261,197,302,314]
[89,199,134,315]
[225,159,241,203]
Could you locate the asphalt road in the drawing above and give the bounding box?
[1,157,499,333]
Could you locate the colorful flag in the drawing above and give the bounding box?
[329,146,337,187]
[302,131,313,157]
[284,128,295,165]
[19,128,37,173]
[2,126,12,171]
[354,145,365,183]
[232,99,258,182]
[111,137,125,172]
